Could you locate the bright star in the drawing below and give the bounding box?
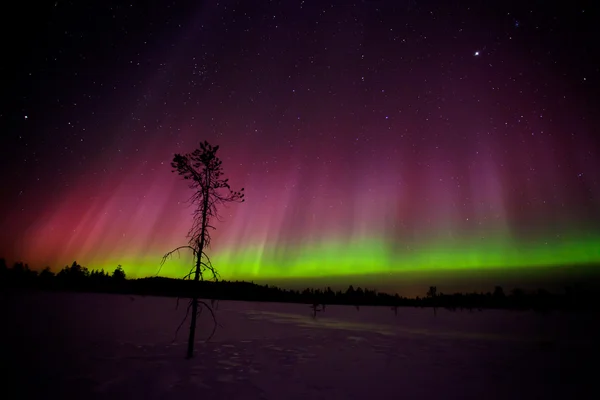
[474,51,480,56]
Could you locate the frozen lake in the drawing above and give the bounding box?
[3,291,597,399]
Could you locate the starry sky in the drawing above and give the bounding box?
[1,0,599,295]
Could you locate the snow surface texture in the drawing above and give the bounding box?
[3,291,597,399]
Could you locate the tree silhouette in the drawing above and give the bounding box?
[57,261,88,288]
[39,267,55,286]
[112,265,126,281]
[427,286,437,315]
[162,141,244,359]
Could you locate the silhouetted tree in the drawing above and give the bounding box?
[38,267,54,288]
[112,265,126,281]
[57,261,88,288]
[427,286,438,315]
[427,286,437,298]
[162,141,244,359]
[6,261,37,286]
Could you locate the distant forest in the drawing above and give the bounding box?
[1,259,598,312]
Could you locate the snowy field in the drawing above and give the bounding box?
[3,291,597,399]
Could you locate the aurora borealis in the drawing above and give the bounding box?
[1,0,599,293]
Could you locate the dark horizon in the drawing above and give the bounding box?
[4,259,600,312]
[3,255,600,298]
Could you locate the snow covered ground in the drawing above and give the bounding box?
[3,291,597,399]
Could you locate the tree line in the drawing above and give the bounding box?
[1,258,597,312]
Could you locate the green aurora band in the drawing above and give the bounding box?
[93,232,600,281]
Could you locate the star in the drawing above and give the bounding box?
[474,51,480,56]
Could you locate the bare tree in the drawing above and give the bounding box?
[162,141,244,359]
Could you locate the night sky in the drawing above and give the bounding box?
[2,0,599,294]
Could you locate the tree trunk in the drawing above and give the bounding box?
[186,250,202,359]
[186,171,210,359]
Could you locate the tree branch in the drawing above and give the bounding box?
[173,299,194,343]
[158,245,198,275]
[197,300,219,342]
